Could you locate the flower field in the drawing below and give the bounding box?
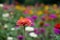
[0,4,60,40]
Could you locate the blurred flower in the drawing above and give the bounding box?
[3,5,10,10]
[37,11,43,16]
[31,23,35,26]
[23,10,29,14]
[15,5,20,10]
[29,10,33,14]
[54,28,60,34]
[44,5,49,10]
[34,28,40,34]
[15,5,26,11]
[43,15,50,21]
[21,6,26,11]
[25,26,34,31]
[0,4,3,7]
[31,15,37,20]
[7,37,13,40]
[2,13,9,17]
[27,17,34,22]
[56,13,60,18]
[17,35,24,40]
[29,32,38,38]
[41,16,46,21]
[54,23,60,34]
[39,28,45,34]
[26,17,35,26]
[44,10,49,14]
[53,4,58,10]
[4,24,8,28]
[44,23,50,27]
[55,24,60,29]
[49,14,56,19]
[16,18,32,26]
[11,28,15,31]
[56,10,59,13]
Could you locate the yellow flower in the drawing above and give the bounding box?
[37,11,43,16]
[44,5,49,10]
[53,4,57,7]
[19,6,26,11]
[53,4,58,9]
[15,5,26,11]
[58,15,60,18]
[56,10,59,13]
[15,5,20,10]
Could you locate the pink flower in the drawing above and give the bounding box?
[16,18,32,26]
[23,10,29,14]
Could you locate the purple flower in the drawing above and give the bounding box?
[53,28,60,34]
[34,28,40,34]
[31,15,38,20]
[44,24,50,27]
[17,35,24,40]
[39,28,45,33]
[49,14,56,19]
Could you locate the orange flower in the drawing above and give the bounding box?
[29,10,33,15]
[16,18,32,26]
[44,10,49,14]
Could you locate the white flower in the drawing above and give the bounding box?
[29,32,38,38]
[0,4,3,7]
[11,28,15,30]
[2,13,9,17]
[4,24,8,28]
[25,27,34,31]
[7,37,13,40]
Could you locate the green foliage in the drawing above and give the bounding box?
[0,0,6,3]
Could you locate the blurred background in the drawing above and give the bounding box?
[0,0,60,40]
[0,0,60,5]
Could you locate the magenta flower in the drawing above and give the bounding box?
[17,35,24,40]
[34,28,45,34]
[34,28,40,34]
[39,28,45,34]
[31,15,38,20]
[53,28,60,34]
[49,14,56,19]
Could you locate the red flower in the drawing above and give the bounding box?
[16,18,32,26]
[55,24,60,29]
